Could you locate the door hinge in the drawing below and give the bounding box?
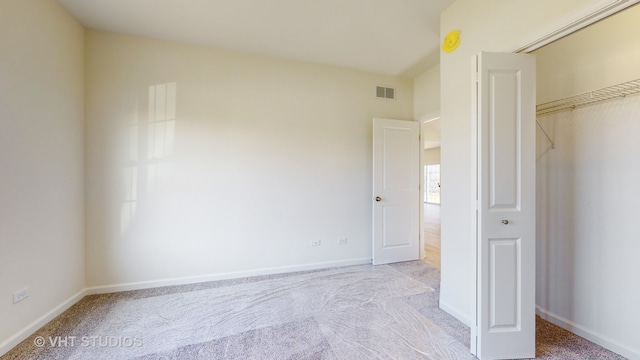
[475,72,479,83]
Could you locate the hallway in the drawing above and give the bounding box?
[423,202,441,269]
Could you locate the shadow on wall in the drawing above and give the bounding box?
[536,113,576,318]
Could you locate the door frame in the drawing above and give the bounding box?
[469,0,640,356]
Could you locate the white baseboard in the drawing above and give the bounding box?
[439,300,472,327]
[0,289,87,358]
[0,258,372,357]
[85,258,372,295]
[536,306,640,360]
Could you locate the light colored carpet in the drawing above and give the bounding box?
[1,261,627,359]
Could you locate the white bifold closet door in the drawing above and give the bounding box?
[473,52,536,360]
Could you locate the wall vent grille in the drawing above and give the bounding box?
[376,86,395,100]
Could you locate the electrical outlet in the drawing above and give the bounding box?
[13,287,28,304]
[312,239,321,247]
[338,237,348,245]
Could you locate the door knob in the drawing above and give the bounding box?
[502,219,509,225]
[375,196,382,202]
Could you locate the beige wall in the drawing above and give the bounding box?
[0,0,85,351]
[424,148,441,165]
[414,64,440,119]
[439,0,605,327]
[535,4,640,104]
[534,5,640,359]
[7,0,636,356]
[84,30,413,287]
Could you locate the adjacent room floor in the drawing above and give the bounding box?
[423,202,441,269]
[1,261,625,359]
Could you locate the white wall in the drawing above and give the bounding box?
[534,6,640,359]
[438,0,605,326]
[0,0,85,352]
[414,64,440,120]
[85,30,414,287]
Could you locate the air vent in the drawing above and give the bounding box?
[376,86,395,100]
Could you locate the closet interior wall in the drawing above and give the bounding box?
[533,4,640,359]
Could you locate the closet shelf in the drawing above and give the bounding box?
[536,79,640,116]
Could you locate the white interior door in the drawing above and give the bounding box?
[372,118,419,265]
[473,52,536,359]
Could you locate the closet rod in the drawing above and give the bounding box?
[536,78,640,116]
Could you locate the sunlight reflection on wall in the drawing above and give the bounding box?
[121,82,176,234]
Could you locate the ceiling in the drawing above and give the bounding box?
[56,0,455,77]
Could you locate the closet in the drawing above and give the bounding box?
[532,5,640,358]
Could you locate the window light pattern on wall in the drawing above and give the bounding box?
[121,82,177,235]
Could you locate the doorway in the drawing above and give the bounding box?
[420,117,441,269]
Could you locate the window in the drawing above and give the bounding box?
[424,164,441,204]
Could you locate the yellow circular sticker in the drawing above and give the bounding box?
[442,30,460,53]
